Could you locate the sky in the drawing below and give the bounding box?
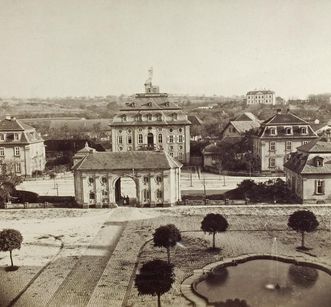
[0,0,331,99]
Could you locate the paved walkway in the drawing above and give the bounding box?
[47,222,126,306]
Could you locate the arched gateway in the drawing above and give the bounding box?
[72,151,182,208]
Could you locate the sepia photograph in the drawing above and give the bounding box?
[0,0,331,306]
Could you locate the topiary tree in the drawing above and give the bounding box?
[0,229,23,271]
[135,259,175,307]
[153,224,181,264]
[201,213,229,249]
[288,210,319,249]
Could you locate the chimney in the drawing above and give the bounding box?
[276,109,281,114]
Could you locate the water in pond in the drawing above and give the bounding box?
[195,259,331,307]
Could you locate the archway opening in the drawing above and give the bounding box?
[115,176,137,206]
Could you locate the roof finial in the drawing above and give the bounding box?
[145,67,153,84]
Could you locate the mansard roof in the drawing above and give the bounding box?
[72,151,182,171]
[284,138,331,174]
[263,112,308,125]
[0,117,35,131]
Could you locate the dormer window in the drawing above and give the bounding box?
[147,114,152,121]
[147,101,152,107]
[156,114,162,121]
[284,126,293,135]
[269,127,277,136]
[136,114,142,121]
[14,133,20,141]
[300,126,308,135]
[165,102,170,107]
[121,115,127,122]
[315,156,324,167]
[172,113,177,120]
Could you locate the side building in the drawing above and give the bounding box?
[253,110,318,172]
[246,90,275,105]
[110,80,191,164]
[0,116,46,176]
[72,151,182,208]
[284,136,331,203]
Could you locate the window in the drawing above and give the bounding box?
[138,134,143,144]
[315,157,324,167]
[158,134,162,143]
[302,141,309,145]
[179,145,183,150]
[285,141,292,151]
[315,180,325,195]
[121,115,126,122]
[15,163,21,173]
[156,189,163,199]
[285,127,293,135]
[156,114,162,121]
[102,190,108,196]
[118,136,123,144]
[156,176,162,184]
[169,128,173,133]
[0,148,4,157]
[169,135,174,143]
[147,114,152,121]
[169,152,174,157]
[178,135,183,143]
[0,134,4,141]
[269,157,276,168]
[172,113,177,120]
[178,152,183,160]
[179,128,182,133]
[89,192,95,200]
[136,114,142,121]
[101,177,107,185]
[14,147,20,156]
[270,127,276,135]
[300,126,308,135]
[14,133,19,141]
[88,177,94,184]
[269,141,276,152]
[143,189,150,201]
[143,176,149,184]
[127,135,132,144]
[169,145,174,151]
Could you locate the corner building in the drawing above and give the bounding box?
[110,81,191,164]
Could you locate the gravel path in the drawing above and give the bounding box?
[46,222,126,307]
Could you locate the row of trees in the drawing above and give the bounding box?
[135,210,320,306]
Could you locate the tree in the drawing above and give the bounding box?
[0,229,23,271]
[153,224,181,264]
[0,161,23,204]
[201,213,229,249]
[135,259,175,307]
[288,210,319,249]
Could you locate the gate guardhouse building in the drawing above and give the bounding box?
[72,150,182,208]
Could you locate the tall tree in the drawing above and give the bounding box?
[153,224,181,264]
[288,210,319,249]
[0,229,23,271]
[0,161,23,204]
[201,213,229,249]
[135,259,175,307]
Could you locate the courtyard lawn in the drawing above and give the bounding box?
[0,206,330,306]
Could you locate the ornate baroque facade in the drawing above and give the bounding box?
[110,80,191,164]
[73,151,182,207]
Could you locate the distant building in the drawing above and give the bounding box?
[0,116,46,176]
[188,115,203,141]
[110,78,191,163]
[284,135,331,203]
[221,112,261,139]
[72,151,182,208]
[253,110,318,172]
[246,90,275,105]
